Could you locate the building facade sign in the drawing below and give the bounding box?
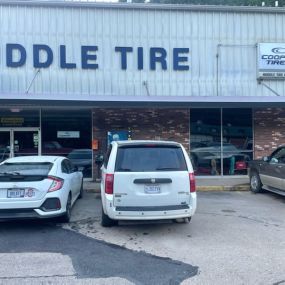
[258,43,285,79]
[5,44,190,71]
[2,2,285,98]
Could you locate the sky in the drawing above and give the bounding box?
[73,0,119,2]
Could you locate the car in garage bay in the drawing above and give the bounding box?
[0,156,83,221]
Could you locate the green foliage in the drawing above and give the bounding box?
[119,0,285,6]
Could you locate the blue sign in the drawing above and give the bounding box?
[107,130,131,145]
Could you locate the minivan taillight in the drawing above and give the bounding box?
[105,174,114,194]
[189,173,196,193]
[48,176,64,192]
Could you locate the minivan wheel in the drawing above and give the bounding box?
[184,217,192,223]
[174,217,191,224]
[101,207,117,227]
[250,172,263,193]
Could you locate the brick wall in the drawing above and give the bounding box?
[92,108,189,179]
[254,108,285,159]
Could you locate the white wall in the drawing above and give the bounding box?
[0,2,284,100]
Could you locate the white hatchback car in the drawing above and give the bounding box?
[0,156,83,222]
[101,140,197,227]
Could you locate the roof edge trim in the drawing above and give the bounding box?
[1,1,285,14]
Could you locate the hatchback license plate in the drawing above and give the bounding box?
[144,185,160,194]
[7,189,25,198]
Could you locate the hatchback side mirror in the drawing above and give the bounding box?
[95,154,104,165]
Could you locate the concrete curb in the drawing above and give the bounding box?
[197,185,250,192]
[85,188,100,193]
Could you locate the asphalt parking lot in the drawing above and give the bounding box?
[0,190,285,285]
[68,190,285,285]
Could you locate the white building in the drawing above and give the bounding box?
[1,1,285,178]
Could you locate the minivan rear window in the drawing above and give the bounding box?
[115,145,187,172]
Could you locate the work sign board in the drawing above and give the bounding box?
[258,43,285,79]
[57,131,80,138]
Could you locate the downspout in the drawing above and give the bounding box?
[216,44,221,97]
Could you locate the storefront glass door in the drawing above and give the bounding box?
[0,128,40,161]
[0,130,11,163]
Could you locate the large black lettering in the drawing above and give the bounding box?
[60,45,76,69]
[115,47,133,70]
[150,47,167,70]
[33,44,53,68]
[6,43,26,67]
[173,48,189,71]
[81,46,98,69]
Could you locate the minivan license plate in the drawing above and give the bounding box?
[144,185,160,194]
[7,189,25,198]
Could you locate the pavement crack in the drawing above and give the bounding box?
[0,274,76,280]
[273,280,285,285]
[197,211,283,228]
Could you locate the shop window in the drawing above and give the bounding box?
[190,109,221,176]
[222,109,253,175]
[41,109,92,178]
[190,108,253,176]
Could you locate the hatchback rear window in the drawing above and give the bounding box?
[115,145,187,172]
[0,162,53,176]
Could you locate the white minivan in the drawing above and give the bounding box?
[100,140,197,227]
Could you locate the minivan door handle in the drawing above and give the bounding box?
[133,178,172,184]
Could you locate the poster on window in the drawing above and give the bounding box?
[57,131,80,138]
[107,130,131,145]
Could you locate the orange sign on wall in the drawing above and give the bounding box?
[92,139,99,150]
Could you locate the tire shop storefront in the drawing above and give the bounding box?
[1,1,285,180]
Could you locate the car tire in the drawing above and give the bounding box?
[78,180,83,199]
[101,206,117,227]
[250,172,263,193]
[59,194,72,223]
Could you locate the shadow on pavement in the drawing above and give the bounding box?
[0,220,198,284]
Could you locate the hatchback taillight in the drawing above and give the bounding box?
[105,174,114,194]
[48,176,64,192]
[189,173,196,193]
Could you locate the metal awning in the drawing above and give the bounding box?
[0,93,285,108]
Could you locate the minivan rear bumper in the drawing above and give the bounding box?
[105,193,197,221]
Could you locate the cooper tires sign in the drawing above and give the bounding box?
[258,43,285,79]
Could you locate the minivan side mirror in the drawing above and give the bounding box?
[262,156,269,162]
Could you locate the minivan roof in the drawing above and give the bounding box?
[113,140,182,147]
